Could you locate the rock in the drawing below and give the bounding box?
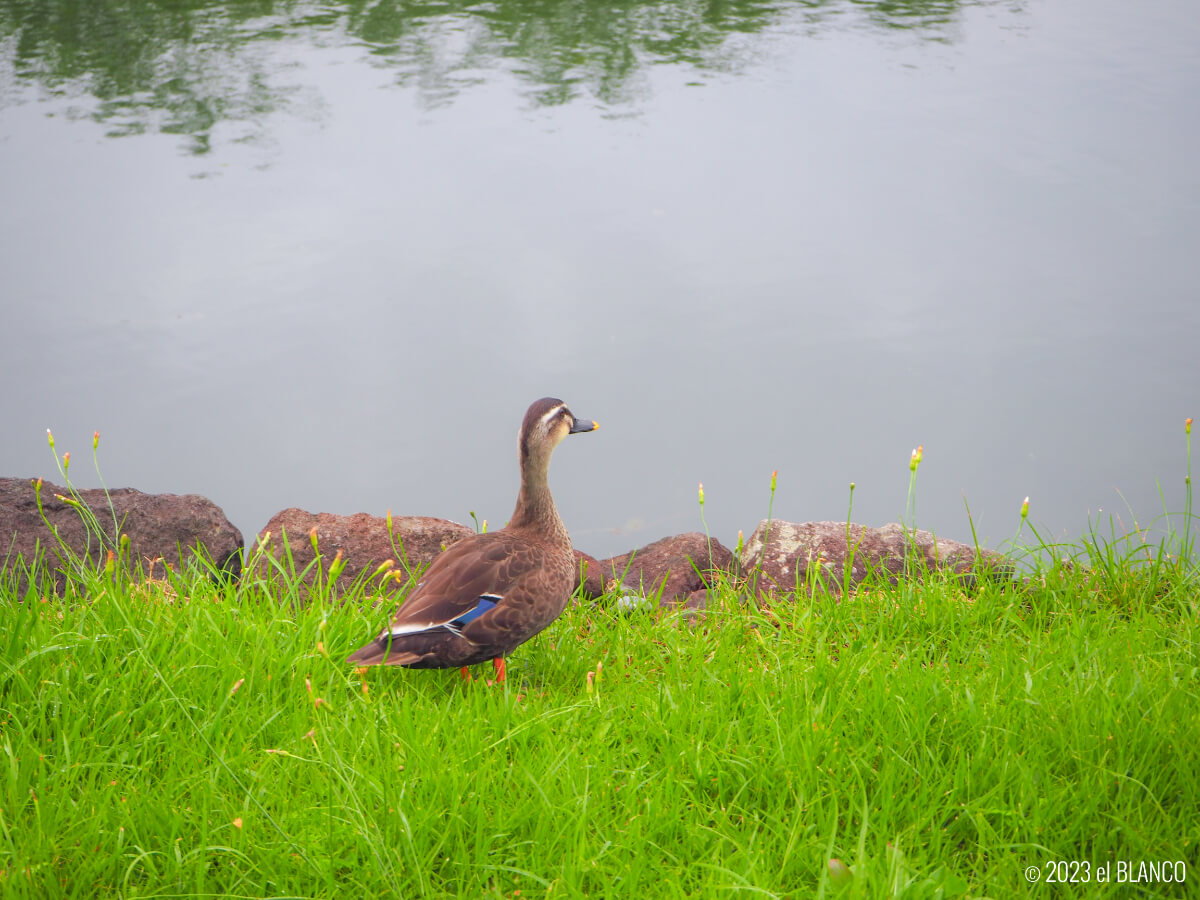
[614,591,654,612]
[0,476,243,589]
[738,519,1014,596]
[573,549,606,599]
[596,532,734,606]
[680,588,713,624]
[251,509,473,592]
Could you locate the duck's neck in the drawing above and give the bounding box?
[509,448,569,545]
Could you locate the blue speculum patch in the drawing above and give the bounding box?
[449,596,499,629]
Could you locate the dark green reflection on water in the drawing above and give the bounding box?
[1,0,971,151]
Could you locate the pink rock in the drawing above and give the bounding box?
[0,476,242,588]
[739,519,1013,596]
[252,509,472,591]
[596,532,733,605]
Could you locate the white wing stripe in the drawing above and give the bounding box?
[381,594,503,639]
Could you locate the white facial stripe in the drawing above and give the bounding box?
[538,405,566,429]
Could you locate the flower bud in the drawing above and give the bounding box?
[93,430,100,451]
[1187,417,1193,436]
[698,482,705,506]
[909,445,924,472]
[47,429,55,450]
[1020,497,1030,520]
[828,858,853,887]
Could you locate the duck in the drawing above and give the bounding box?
[346,397,598,682]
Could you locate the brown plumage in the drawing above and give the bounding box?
[346,397,597,679]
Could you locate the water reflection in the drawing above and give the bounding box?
[0,0,977,151]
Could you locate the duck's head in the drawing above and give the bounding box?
[519,397,597,463]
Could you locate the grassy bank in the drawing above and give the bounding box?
[2,425,1198,898]
[2,540,1197,898]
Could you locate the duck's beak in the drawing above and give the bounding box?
[569,417,598,434]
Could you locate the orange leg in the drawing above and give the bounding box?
[460,667,472,681]
[492,657,506,683]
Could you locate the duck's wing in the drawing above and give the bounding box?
[386,531,537,628]
[346,532,546,665]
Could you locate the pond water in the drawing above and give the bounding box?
[2,0,1197,562]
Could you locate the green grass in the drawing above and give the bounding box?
[1,546,1197,898]
[3,423,1197,898]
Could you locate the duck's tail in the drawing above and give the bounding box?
[345,637,422,667]
[345,627,470,668]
